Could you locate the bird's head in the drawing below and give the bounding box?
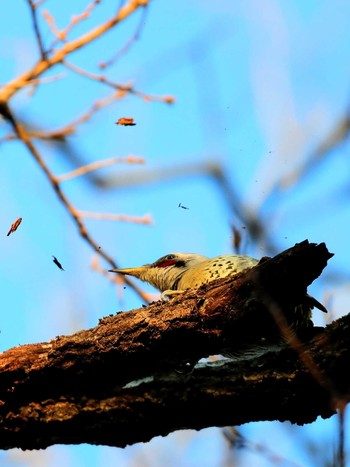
[109,253,208,292]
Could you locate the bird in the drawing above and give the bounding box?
[110,252,328,359]
[109,252,327,316]
[109,253,257,298]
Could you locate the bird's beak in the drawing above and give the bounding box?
[109,265,148,279]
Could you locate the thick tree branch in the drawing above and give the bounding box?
[0,240,345,450]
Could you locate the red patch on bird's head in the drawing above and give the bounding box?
[152,254,177,268]
[155,259,176,268]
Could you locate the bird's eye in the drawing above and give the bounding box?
[166,254,175,260]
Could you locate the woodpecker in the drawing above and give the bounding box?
[109,252,327,315]
[109,253,256,297]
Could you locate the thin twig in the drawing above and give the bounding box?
[41,10,62,42]
[278,114,350,190]
[27,0,47,60]
[260,287,341,407]
[44,0,102,50]
[38,91,126,139]
[99,1,148,69]
[28,72,66,86]
[0,129,67,143]
[0,92,123,143]
[34,0,46,7]
[61,91,124,132]
[64,60,175,104]
[90,254,158,303]
[337,402,347,467]
[222,427,302,467]
[77,210,153,225]
[0,80,173,143]
[56,156,145,182]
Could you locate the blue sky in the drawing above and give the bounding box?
[1,1,350,465]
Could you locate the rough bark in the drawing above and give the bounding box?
[0,240,347,450]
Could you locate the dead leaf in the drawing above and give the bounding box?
[7,217,22,236]
[116,117,136,126]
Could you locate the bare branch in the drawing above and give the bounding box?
[26,0,47,60]
[64,60,175,104]
[99,1,148,69]
[9,91,127,142]
[279,113,350,190]
[27,72,66,89]
[0,92,122,142]
[222,427,302,467]
[44,0,101,49]
[41,9,62,42]
[56,155,145,182]
[77,210,153,224]
[90,254,158,303]
[0,81,173,143]
[56,91,126,134]
[337,402,347,467]
[0,0,147,103]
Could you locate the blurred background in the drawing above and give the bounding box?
[1,0,350,465]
